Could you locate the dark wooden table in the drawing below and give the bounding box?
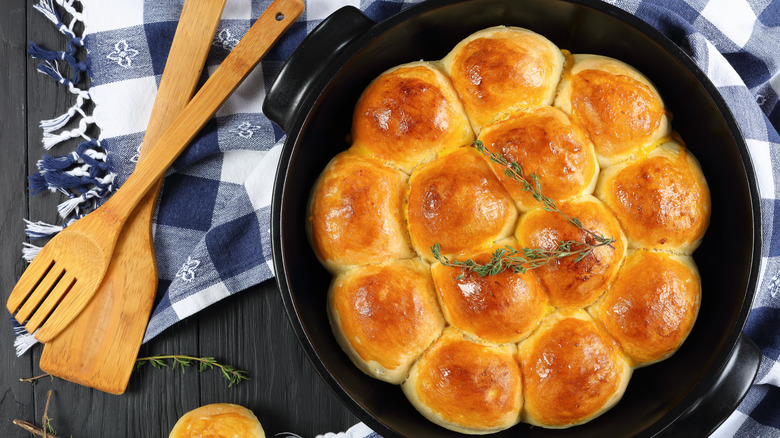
[0,2,360,436]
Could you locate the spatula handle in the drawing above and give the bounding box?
[107,0,304,221]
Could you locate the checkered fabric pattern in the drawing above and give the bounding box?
[79,0,301,342]
[23,0,779,436]
[77,0,430,343]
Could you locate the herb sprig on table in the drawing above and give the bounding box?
[134,355,250,387]
[431,141,616,279]
[12,389,61,437]
[14,356,248,436]
[20,355,249,388]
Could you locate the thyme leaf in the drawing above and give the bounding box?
[431,141,616,278]
[135,355,250,387]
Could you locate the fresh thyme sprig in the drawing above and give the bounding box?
[433,240,605,280]
[135,355,250,387]
[431,141,616,278]
[474,140,614,247]
[20,355,250,388]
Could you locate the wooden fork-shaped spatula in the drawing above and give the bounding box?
[38,0,227,394]
[7,0,305,343]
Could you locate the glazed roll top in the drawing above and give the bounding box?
[477,106,599,211]
[402,327,523,434]
[431,241,550,344]
[307,24,711,435]
[168,403,265,438]
[517,309,631,428]
[351,61,474,172]
[328,259,445,384]
[590,250,701,367]
[442,26,565,133]
[307,151,414,272]
[408,147,517,261]
[596,140,710,253]
[514,195,627,307]
[555,54,671,166]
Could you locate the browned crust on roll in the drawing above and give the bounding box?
[555,55,670,166]
[442,26,565,132]
[309,27,711,435]
[328,259,445,384]
[351,61,474,172]
[308,151,414,272]
[407,147,518,261]
[517,309,631,428]
[431,241,550,343]
[403,327,522,434]
[590,250,701,367]
[478,106,599,211]
[596,141,710,253]
[514,195,627,307]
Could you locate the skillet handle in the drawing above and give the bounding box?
[658,332,761,437]
[263,6,375,132]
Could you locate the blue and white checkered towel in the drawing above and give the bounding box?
[22,0,780,436]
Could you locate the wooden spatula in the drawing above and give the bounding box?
[7,0,305,343]
[38,0,227,394]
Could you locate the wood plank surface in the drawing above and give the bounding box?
[0,0,35,434]
[1,2,360,437]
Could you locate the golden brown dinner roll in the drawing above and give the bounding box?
[595,140,710,253]
[351,61,474,172]
[441,26,565,133]
[517,309,631,428]
[514,195,626,307]
[310,26,713,433]
[407,147,518,261]
[328,259,445,384]
[590,250,701,367]
[477,106,599,211]
[307,151,414,272]
[402,327,522,434]
[169,403,265,438]
[555,54,671,166]
[430,241,550,343]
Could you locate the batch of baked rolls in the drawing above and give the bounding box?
[307,26,710,434]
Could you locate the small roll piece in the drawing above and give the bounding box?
[431,241,550,344]
[407,147,518,261]
[403,327,523,434]
[477,106,599,211]
[555,54,670,166]
[442,26,565,133]
[351,61,475,172]
[590,250,701,367]
[517,309,631,428]
[328,259,445,384]
[596,141,710,253]
[169,403,265,438]
[308,151,414,272]
[515,195,626,307]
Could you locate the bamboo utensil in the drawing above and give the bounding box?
[7,0,305,343]
[37,0,228,394]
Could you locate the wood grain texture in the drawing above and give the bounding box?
[3,1,360,437]
[0,0,35,434]
[40,0,228,395]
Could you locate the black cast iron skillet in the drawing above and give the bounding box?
[265,0,763,436]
